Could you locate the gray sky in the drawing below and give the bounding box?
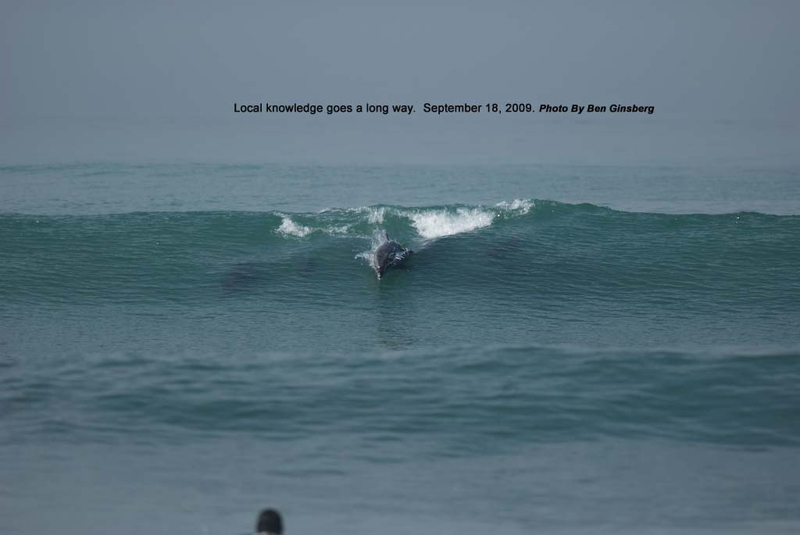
[2,0,799,164]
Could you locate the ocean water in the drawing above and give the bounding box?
[1,163,800,535]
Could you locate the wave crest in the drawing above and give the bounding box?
[409,208,495,239]
[496,198,533,214]
[276,216,312,237]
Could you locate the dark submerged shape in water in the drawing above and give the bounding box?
[374,233,413,279]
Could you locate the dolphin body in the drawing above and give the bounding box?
[373,234,413,279]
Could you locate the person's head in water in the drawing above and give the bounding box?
[256,508,283,534]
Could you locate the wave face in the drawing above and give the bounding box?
[2,200,799,350]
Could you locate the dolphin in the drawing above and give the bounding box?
[373,233,413,279]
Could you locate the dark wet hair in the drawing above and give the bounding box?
[256,508,284,534]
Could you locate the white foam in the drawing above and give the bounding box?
[366,207,387,224]
[276,217,312,238]
[496,198,534,214]
[409,208,495,239]
[322,225,351,235]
